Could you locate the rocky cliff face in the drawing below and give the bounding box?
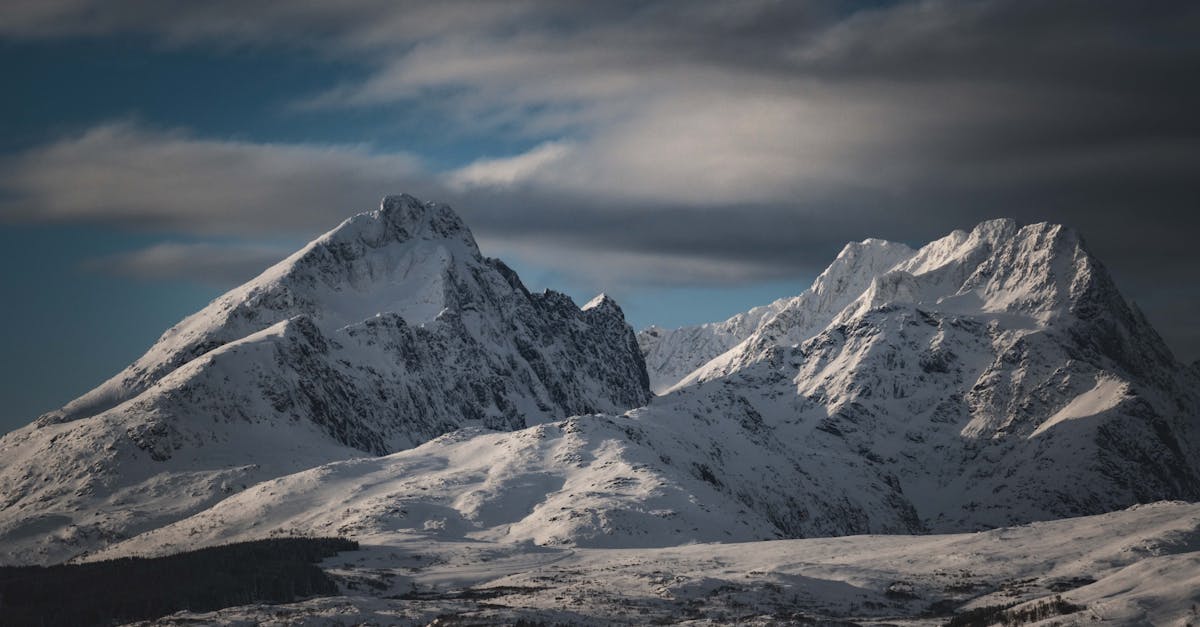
[0,195,651,565]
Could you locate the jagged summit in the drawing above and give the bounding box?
[258,194,478,289]
[334,194,477,250]
[974,216,1019,236]
[806,237,917,312]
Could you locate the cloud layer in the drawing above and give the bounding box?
[1,123,426,234]
[83,241,294,285]
[2,1,1199,358]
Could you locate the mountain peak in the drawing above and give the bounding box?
[833,237,913,262]
[583,293,620,313]
[812,237,915,303]
[970,217,1019,239]
[380,192,423,212]
[318,193,478,254]
[379,194,470,239]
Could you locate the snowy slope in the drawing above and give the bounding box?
[0,195,651,565]
[122,503,1200,625]
[89,412,914,560]
[95,335,1200,561]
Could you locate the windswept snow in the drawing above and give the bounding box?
[1031,376,1128,438]
[128,502,1200,625]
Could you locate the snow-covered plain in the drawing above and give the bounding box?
[130,502,1200,625]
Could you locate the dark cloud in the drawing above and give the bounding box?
[1,1,1198,359]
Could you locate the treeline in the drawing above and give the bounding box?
[945,594,1085,627]
[0,536,358,626]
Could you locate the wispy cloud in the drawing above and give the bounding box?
[0,122,428,235]
[1,1,1199,356]
[449,142,573,190]
[83,241,294,285]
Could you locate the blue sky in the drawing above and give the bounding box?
[2,1,1198,433]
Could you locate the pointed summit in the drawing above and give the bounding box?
[809,237,916,309]
[306,193,479,261]
[583,292,620,313]
[970,217,1019,240]
[376,193,475,247]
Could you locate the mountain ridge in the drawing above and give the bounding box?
[3,207,1197,569]
[73,214,1200,565]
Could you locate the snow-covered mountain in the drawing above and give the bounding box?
[90,218,1200,561]
[633,219,1200,533]
[4,210,1198,575]
[0,194,651,565]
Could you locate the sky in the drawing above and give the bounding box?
[1,1,1198,433]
